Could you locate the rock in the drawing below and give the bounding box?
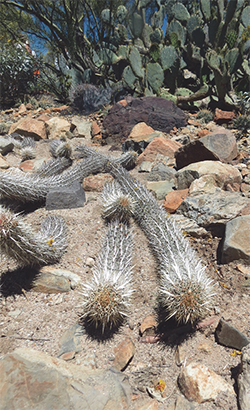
[0,137,14,155]
[128,122,155,139]
[178,362,235,403]
[91,121,102,139]
[176,161,242,190]
[9,118,47,140]
[0,122,10,135]
[221,215,250,264]
[58,324,83,360]
[38,266,81,289]
[71,117,92,138]
[103,96,187,142]
[146,162,176,181]
[31,271,71,293]
[139,316,157,336]
[19,157,50,173]
[137,137,181,166]
[197,129,210,138]
[163,189,189,213]
[46,181,86,210]
[175,394,195,410]
[123,132,163,154]
[175,127,237,169]
[189,174,223,195]
[0,348,131,410]
[215,318,250,350]
[146,180,175,200]
[177,191,250,234]
[45,117,71,139]
[18,103,27,114]
[51,105,69,113]
[82,174,113,192]
[170,214,210,238]
[113,337,135,371]
[238,344,250,410]
[0,154,9,169]
[135,400,159,410]
[214,108,235,124]
[138,161,153,173]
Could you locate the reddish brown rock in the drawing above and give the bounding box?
[45,117,71,139]
[91,121,102,138]
[9,118,47,140]
[139,316,157,337]
[197,129,210,138]
[51,105,69,113]
[137,137,181,165]
[113,337,135,371]
[82,174,113,191]
[128,122,155,139]
[118,99,128,107]
[36,114,51,122]
[214,108,235,124]
[163,189,189,213]
[241,182,250,193]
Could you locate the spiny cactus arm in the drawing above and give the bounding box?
[106,162,216,324]
[79,220,134,332]
[50,139,72,158]
[0,206,67,266]
[0,155,108,202]
[35,157,73,177]
[75,144,138,170]
[101,180,135,223]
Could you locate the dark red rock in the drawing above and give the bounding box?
[103,97,187,143]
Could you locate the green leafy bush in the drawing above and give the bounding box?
[0,43,39,108]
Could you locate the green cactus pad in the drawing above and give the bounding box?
[98,48,121,65]
[225,48,242,74]
[151,5,165,29]
[129,46,144,78]
[142,24,153,48]
[200,0,211,21]
[172,2,190,23]
[130,11,144,38]
[187,15,201,37]
[101,9,114,25]
[241,6,250,28]
[117,5,127,23]
[168,19,186,46]
[160,45,178,70]
[226,30,238,49]
[149,43,161,62]
[150,28,163,44]
[146,62,164,92]
[118,45,129,60]
[122,65,137,88]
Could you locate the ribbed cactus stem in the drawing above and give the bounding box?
[50,139,72,158]
[79,220,134,332]
[101,181,135,223]
[0,155,108,202]
[107,163,215,324]
[35,157,72,178]
[0,206,67,266]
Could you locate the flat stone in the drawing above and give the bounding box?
[238,344,250,410]
[177,191,250,233]
[137,137,181,165]
[138,161,153,173]
[38,266,81,289]
[19,157,50,173]
[221,215,250,264]
[123,131,163,154]
[103,96,187,143]
[175,394,195,410]
[135,401,159,410]
[178,362,235,403]
[0,348,131,410]
[31,271,72,293]
[163,189,189,213]
[0,154,9,169]
[176,169,199,190]
[46,181,86,210]
[215,318,250,350]
[9,118,47,140]
[58,324,83,359]
[139,316,157,336]
[189,174,223,195]
[214,108,235,124]
[0,137,14,155]
[113,337,135,371]
[71,117,92,138]
[146,162,176,182]
[91,121,102,138]
[146,179,175,200]
[45,117,71,139]
[170,214,210,238]
[128,122,155,139]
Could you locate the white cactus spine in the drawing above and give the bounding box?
[0,206,67,266]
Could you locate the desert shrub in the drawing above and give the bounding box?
[196,109,214,124]
[69,83,112,113]
[0,43,39,108]
[233,114,250,133]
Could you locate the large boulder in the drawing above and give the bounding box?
[103,97,187,143]
[9,118,47,140]
[0,348,131,410]
[221,215,250,264]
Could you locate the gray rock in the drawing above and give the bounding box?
[146,179,175,200]
[58,324,83,360]
[0,137,14,155]
[175,394,195,410]
[46,181,86,210]
[175,127,237,169]
[176,169,199,189]
[138,161,153,173]
[238,344,250,410]
[177,191,250,234]
[170,214,210,238]
[0,348,131,410]
[146,162,177,181]
[221,215,250,264]
[37,267,81,289]
[215,319,250,350]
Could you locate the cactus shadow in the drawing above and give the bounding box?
[155,304,196,347]
[78,316,123,342]
[0,267,40,297]
[0,198,45,215]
